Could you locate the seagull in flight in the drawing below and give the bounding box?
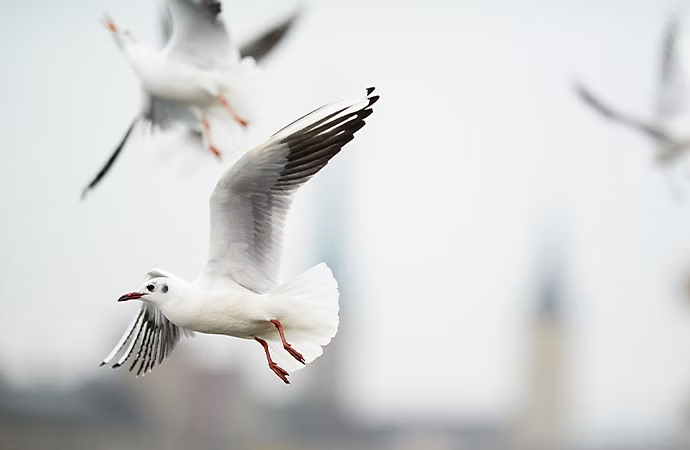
[575,8,690,170]
[100,88,379,384]
[81,0,300,201]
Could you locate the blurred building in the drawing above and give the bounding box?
[0,377,148,450]
[3,214,690,449]
[516,237,567,450]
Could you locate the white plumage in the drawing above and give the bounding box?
[101,88,379,384]
[81,0,301,200]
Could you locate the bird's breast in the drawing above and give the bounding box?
[130,56,216,105]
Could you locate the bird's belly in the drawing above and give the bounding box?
[166,292,272,339]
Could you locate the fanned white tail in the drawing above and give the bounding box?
[262,263,340,373]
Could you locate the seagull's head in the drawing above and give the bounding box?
[102,14,137,48]
[118,277,176,305]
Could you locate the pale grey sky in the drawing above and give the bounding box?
[1,0,690,446]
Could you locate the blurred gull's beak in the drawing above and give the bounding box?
[102,14,118,33]
[118,292,145,302]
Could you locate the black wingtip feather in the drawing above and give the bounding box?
[80,118,137,201]
[366,87,376,95]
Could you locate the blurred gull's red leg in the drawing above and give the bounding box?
[217,95,249,128]
[201,118,222,159]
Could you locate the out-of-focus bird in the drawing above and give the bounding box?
[100,88,379,384]
[575,8,690,169]
[81,0,301,201]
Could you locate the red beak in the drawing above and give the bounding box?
[118,292,145,302]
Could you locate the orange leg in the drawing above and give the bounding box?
[217,94,249,128]
[255,337,290,384]
[270,319,305,365]
[200,118,222,160]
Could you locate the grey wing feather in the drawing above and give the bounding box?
[575,82,670,142]
[660,14,679,86]
[100,273,194,375]
[158,6,173,47]
[658,13,685,117]
[239,11,300,62]
[159,5,299,64]
[100,303,191,375]
[202,88,379,293]
[143,95,197,130]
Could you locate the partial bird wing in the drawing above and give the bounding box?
[202,87,379,293]
[101,271,194,375]
[80,96,197,200]
[162,0,236,69]
[159,6,299,64]
[575,82,670,142]
[238,11,300,62]
[657,12,687,119]
[143,95,198,130]
[81,119,137,201]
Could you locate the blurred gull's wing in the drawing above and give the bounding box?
[159,5,300,64]
[239,11,301,62]
[657,10,687,119]
[159,6,173,48]
[163,0,237,69]
[144,95,197,130]
[202,88,379,293]
[80,119,137,201]
[575,82,670,142]
[101,271,194,376]
[80,96,196,200]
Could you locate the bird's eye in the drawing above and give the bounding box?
[147,284,155,292]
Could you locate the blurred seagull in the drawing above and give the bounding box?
[81,0,301,201]
[575,8,690,168]
[100,88,379,384]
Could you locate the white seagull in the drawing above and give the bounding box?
[82,0,299,200]
[575,8,690,170]
[100,88,379,384]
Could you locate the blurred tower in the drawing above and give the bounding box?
[308,161,350,406]
[286,159,354,439]
[517,233,567,450]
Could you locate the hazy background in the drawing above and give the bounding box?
[3,0,690,449]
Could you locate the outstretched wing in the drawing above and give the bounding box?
[159,6,300,64]
[162,0,237,69]
[238,11,300,62]
[575,82,670,142]
[101,273,193,376]
[202,88,379,293]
